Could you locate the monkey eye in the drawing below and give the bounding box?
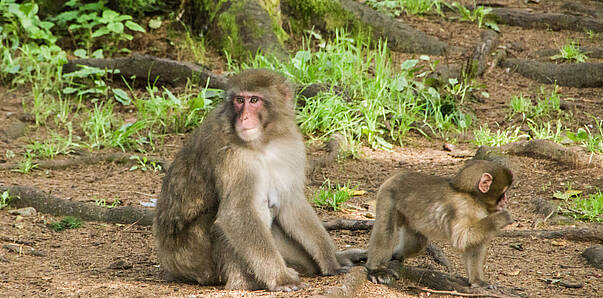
[250,96,259,103]
[234,96,245,104]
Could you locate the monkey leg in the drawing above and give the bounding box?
[366,191,401,285]
[155,215,218,285]
[276,196,344,276]
[392,227,427,260]
[215,240,262,291]
[463,244,489,287]
[272,223,321,276]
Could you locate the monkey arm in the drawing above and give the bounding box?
[276,195,342,275]
[451,210,512,250]
[213,193,297,289]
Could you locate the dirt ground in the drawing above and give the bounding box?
[1,0,602,297]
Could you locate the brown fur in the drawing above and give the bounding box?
[154,69,350,292]
[366,160,514,287]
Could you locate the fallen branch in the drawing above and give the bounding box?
[63,54,228,89]
[0,152,170,173]
[475,140,603,169]
[499,59,603,88]
[490,8,603,32]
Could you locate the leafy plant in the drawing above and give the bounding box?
[450,2,499,31]
[0,191,15,209]
[507,87,563,121]
[567,120,603,153]
[95,198,121,208]
[312,180,356,211]
[551,40,587,63]
[129,155,162,172]
[527,120,564,143]
[13,152,37,174]
[49,216,83,232]
[52,0,145,55]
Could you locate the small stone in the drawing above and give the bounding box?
[443,143,456,151]
[109,260,133,270]
[15,215,24,222]
[3,119,26,139]
[364,212,375,219]
[9,207,37,217]
[582,245,603,269]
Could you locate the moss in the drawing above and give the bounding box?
[286,0,359,32]
[215,3,245,59]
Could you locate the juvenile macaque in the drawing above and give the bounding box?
[366,160,514,287]
[153,69,352,292]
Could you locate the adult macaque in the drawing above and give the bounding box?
[366,160,514,287]
[153,69,352,292]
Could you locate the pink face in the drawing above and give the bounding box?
[233,92,263,142]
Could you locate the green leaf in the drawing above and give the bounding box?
[62,87,78,94]
[553,189,582,200]
[401,59,418,70]
[91,27,110,38]
[112,88,132,105]
[73,49,87,58]
[125,20,145,32]
[107,22,124,33]
[101,10,119,21]
[148,18,162,29]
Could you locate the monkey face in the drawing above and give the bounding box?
[233,92,264,142]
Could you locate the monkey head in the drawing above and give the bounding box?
[225,69,295,143]
[451,160,513,213]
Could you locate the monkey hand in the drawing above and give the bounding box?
[367,268,399,285]
[492,210,513,229]
[270,267,303,292]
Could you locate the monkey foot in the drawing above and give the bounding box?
[367,268,399,285]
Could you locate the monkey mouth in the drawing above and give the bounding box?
[237,127,260,142]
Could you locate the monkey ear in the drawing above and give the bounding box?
[276,83,293,103]
[478,173,493,193]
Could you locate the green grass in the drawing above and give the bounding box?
[567,119,603,153]
[48,216,83,231]
[95,198,121,208]
[312,179,356,211]
[473,124,527,146]
[551,40,587,63]
[365,0,443,16]
[555,188,603,222]
[508,87,563,121]
[235,29,470,151]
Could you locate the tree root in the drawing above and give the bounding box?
[391,260,522,297]
[63,54,228,89]
[499,58,603,88]
[0,152,170,173]
[501,228,603,244]
[489,8,603,32]
[322,219,374,231]
[431,29,499,84]
[1,185,154,226]
[338,0,450,55]
[323,266,367,298]
[475,140,603,169]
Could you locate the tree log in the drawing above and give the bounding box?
[490,8,603,32]
[63,54,228,89]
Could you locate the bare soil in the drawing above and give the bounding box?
[1,0,602,297]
